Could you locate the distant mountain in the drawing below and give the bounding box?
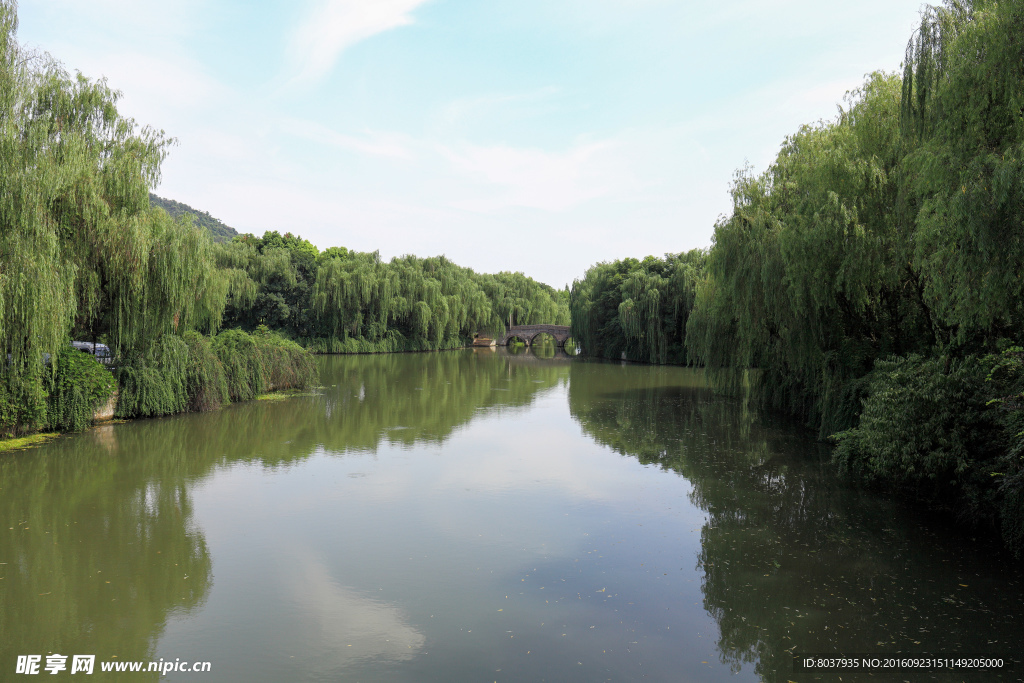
[149,193,239,243]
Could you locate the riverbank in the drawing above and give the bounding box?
[0,327,317,443]
[0,432,59,453]
[0,386,316,454]
[2,333,552,449]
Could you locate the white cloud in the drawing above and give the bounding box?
[284,118,414,159]
[21,0,207,41]
[287,0,430,85]
[437,86,562,128]
[438,139,621,213]
[80,51,224,124]
[289,553,425,660]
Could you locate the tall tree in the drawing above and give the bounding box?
[0,1,218,432]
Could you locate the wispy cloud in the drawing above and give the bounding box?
[439,139,621,213]
[284,118,413,159]
[287,0,430,86]
[437,87,562,127]
[26,0,208,45]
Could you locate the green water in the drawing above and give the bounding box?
[1,349,1021,681]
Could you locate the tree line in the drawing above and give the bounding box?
[213,231,568,354]
[570,0,1024,554]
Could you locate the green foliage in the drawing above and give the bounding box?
[210,328,263,402]
[302,329,467,354]
[687,73,926,437]
[115,335,191,418]
[832,355,997,489]
[309,250,504,349]
[211,327,316,403]
[901,0,1024,342]
[474,270,570,331]
[216,232,317,337]
[117,328,315,417]
[832,350,1024,555]
[182,330,229,412]
[0,366,47,436]
[983,346,1024,553]
[149,193,239,243]
[249,326,317,396]
[571,251,705,364]
[216,232,563,353]
[44,347,115,432]
[0,2,226,432]
[104,207,225,357]
[0,1,146,429]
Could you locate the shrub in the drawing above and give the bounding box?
[212,327,317,402]
[251,326,317,392]
[211,328,264,401]
[113,329,315,419]
[183,331,229,412]
[832,353,1006,537]
[115,335,190,418]
[984,347,1024,555]
[45,347,116,432]
[833,355,998,487]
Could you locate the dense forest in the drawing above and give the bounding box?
[0,1,566,438]
[149,193,239,243]
[572,0,1024,554]
[213,231,568,353]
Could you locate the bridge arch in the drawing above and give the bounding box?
[504,334,531,346]
[528,331,555,346]
[497,325,572,348]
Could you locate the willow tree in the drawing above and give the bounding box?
[475,271,570,331]
[687,72,931,436]
[901,0,1024,346]
[214,231,318,336]
[311,250,393,343]
[570,251,704,364]
[0,2,218,432]
[309,251,504,352]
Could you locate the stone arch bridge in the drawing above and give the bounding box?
[498,325,572,347]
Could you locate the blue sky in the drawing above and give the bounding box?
[18,0,926,288]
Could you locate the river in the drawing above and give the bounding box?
[1,347,1021,681]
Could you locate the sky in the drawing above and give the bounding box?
[16,0,927,288]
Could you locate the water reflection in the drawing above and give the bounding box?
[288,553,425,664]
[568,360,1024,681]
[317,348,569,447]
[0,348,568,680]
[0,429,212,678]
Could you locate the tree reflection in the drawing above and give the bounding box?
[315,349,568,451]
[568,360,1023,681]
[0,431,212,678]
[0,349,569,677]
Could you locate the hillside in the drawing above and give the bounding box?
[149,193,239,243]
